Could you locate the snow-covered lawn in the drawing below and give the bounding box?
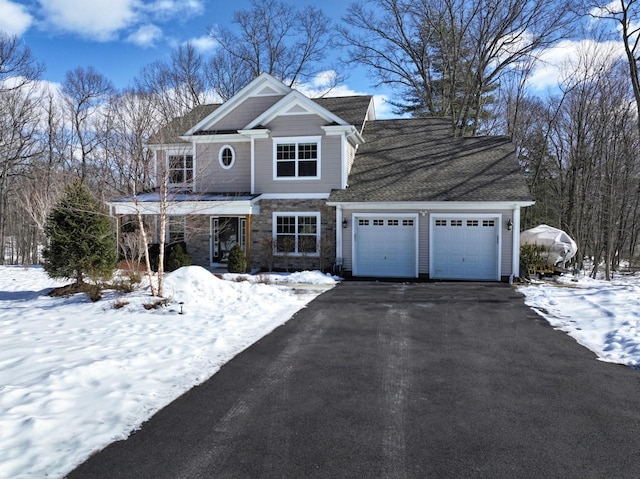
[3,264,639,479]
[518,272,640,367]
[0,265,336,479]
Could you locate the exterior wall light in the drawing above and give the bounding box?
[507,219,513,231]
[342,218,348,229]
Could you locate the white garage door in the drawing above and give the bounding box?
[431,216,499,280]
[353,216,417,278]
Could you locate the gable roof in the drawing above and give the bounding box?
[148,96,373,145]
[185,73,291,135]
[328,118,533,203]
[149,104,221,145]
[313,96,373,132]
[244,90,358,129]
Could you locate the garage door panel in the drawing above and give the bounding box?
[431,217,499,280]
[354,217,417,278]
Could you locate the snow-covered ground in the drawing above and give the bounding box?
[3,264,639,479]
[518,271,640,368]
[0,265,337,479]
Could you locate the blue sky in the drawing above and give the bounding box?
[0,0,620,118]
[0,0,380,97]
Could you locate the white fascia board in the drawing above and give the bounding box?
[238,129,271,139]
[184,73,291,135]
[179,133,250,143]
[257,193,330,200]
[326,201,536,210]
[109,200,260,216]
[244,90,347,130]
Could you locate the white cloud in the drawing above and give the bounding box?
[127,24,163,48]
[38,0,137,41]
[528,39,625,91]
[187,35,217,53]
[0,0,33,36]
[34,0,205,45]
[144,0,204,19]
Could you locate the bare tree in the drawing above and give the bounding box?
[588,0,640,134]
[0,32,43,92]
[136,43,208,119]
[339,0,579,135]
[207,0,338,99]
[61,66,115,184]
[0,83,45,264]
[514,41,640,278]
[106,88,163,295]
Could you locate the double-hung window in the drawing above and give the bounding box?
[274,137,320,179]
[273,213,320,255]
[168,154,193,188]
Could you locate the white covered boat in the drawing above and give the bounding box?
[520,225,577,268]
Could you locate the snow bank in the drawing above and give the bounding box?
[0,266,327,479]
[519,273,640,367]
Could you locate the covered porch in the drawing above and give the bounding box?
[109,192,261,272]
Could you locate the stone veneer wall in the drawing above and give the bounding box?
[250,199,336,273]
[177,200,336,272]
[185,215,210,267]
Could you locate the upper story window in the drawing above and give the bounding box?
[273,137,321,180]
[219,145,235,169]
[168,154,193,187]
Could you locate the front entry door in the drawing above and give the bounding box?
[211,217,246,265]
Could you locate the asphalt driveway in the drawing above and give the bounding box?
[68,282,640,478]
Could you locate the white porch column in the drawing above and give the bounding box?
[512,207,521,278]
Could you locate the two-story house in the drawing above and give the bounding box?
[110,73,533,281]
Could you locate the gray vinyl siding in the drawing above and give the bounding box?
[209,95,283,130]
[267,114,328,136]
[340,208,515,277]
[254,114,343,194]
[501,210,514,275]
[196,142,251,192]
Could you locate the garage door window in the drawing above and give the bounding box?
[274,213,320,255]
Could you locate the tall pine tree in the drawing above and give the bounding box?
[43,181,117,285]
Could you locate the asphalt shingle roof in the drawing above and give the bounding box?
[329,118,533,203]
[313,96,372,132]
[149,104,221,144]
